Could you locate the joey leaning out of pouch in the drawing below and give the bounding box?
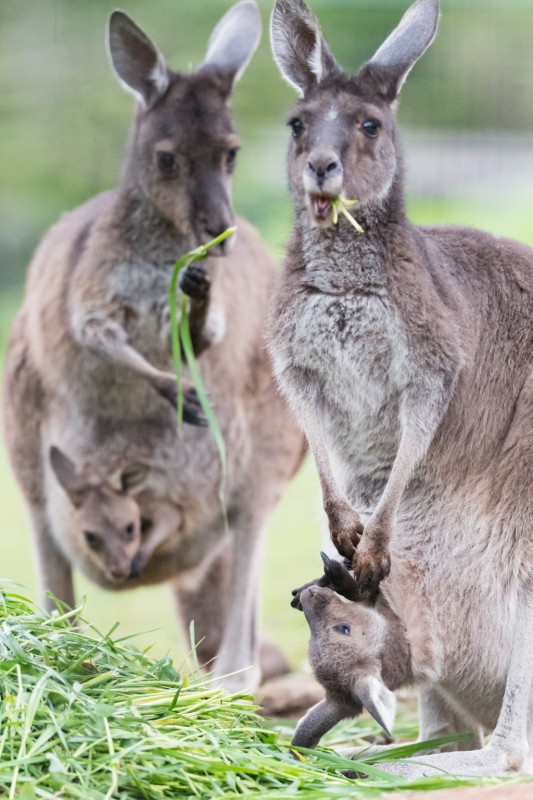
[269,0,533,777]
[2,0,305,693]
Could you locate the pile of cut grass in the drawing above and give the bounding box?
[0,585,519,799]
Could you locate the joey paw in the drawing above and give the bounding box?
[179,265,210,302]
[320,552,364,601]
[353,536,391,589]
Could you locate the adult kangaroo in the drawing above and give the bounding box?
[269,0,533,775]
[3,1,304,692]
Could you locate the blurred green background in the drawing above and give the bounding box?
[1,0,532,671]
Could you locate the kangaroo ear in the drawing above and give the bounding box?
[354,675,396,737]
[360,0,440,101]
[107,11,169,108]
[202,0,262,87]
[270,0,341,97]
[49,446,90,509]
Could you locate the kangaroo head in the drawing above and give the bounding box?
[300,584,399,735]
[49,447,149,584]
[107,1,262,252]
[270,0,439,229]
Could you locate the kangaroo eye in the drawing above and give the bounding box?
[288,117,304,138]
[362,119,381,138]
[333,623,351,636]
[125,523,136,538]
[156,151,175,173]
[226,147,240,172]
[84,531,100,550]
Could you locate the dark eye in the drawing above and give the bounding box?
[362,119,381,138]
[84,531,100,550]
[156,151,175,173]
[125,523,136,538]
[288,117,304,138]
[333,623,351,636]
[226,147,240,172]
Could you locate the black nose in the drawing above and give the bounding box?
[307,150,342,182]
[205,221,231,240]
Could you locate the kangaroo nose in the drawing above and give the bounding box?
[307,150,342,182]
[202,219,234,255]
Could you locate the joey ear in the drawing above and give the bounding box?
[270,0,341,97]
[49,446,90,509]
[119,463,149,495]
[202,0,262,87]
[361,0,440,101]
[291,698,348,749]
[355,675,396,737]
[107,10,169,108]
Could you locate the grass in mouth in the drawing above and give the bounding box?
[1,584,527,798]
[332,195,365,233]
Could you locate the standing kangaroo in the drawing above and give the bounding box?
[3,1,304,692]
[269,0,533,776]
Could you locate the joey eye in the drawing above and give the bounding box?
[84,531,100,550]
[226,147,240,172]
[362,119,381,138]
[125,523,136,538]
[156,151,176,174]
[288,117,304,138]
[333,623,351,636]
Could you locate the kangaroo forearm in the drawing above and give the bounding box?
[73,315,173,392]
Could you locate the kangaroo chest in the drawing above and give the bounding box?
[282,279,408,483]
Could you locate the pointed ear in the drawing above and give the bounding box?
[361,0,440,101]
[270,0,341,97]
[119,463,149,495]
[107,10,169,108]
[202,0,262,87]
[355,675,396,737]
[49,446,91,509]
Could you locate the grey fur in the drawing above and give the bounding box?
[270,0,533,776]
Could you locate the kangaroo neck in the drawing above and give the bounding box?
[110,186,193,265]
[295,183,407,295]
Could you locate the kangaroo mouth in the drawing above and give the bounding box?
[306,193,335,229]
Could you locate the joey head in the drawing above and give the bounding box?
[291,556,411,749]
[49,447,144,585]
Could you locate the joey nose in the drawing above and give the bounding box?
[110,565,130,580]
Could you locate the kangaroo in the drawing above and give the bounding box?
[269,0,533,776]
[48,446,180,587]
[3,1,304,692]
